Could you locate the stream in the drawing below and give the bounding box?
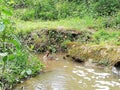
[14,54,120,90]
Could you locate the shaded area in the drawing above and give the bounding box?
[112,61,120,76]
[114,61,120,68]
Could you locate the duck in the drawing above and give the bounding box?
[43,51,53,61]
[43,51,59,61]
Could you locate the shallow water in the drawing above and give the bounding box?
[14,54,120,90]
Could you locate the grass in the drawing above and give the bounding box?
[14,13,120,46]
[15,16,98,33]
[14,10,120,33]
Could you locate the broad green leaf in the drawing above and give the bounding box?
[8,54,15,61]
[21,70,26,75]
[9,36,21,50]
[29,45,34,51]
[0,22,5,32]
[3,56,8,62]
[26,69,32,75]
[2,9,13,16]
[3,19,10,24]
[8,1,15,5]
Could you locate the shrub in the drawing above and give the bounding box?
[93,0,120,16]
[21,9,35,21]
[93,30,120,45]
[0,1,43,89]
[102,11,120,29]
[15,0,120,20]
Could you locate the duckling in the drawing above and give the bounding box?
[43,51,59,61]
[43,51,53,61]
[43,51,59,67]
[21,86,25,90]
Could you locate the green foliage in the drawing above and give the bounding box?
[0,36,43,89]
[34,0,58,20]
[13,0,30,8]
[0,22,5,32]
[15,0,120,21]
[57,1,76,19]
[102,12,120,28]
[21,9,35,21]
[93,30,120,45]
[0,1,43,90]
[20,0,58,20]
[61,40,71,51]
[93,0,120,16]
[77,30,92,43]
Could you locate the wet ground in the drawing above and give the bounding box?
[14,54,120,90]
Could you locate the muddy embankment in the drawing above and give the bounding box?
[18,29,92,53]
[18,28,120,71]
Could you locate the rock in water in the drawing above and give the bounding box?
[112,66,120,76]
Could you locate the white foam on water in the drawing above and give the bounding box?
[72,70,88,77]
[95,75,106,79]
[93,84,110,90]
[93,72,110,77]
[85,68,95,73]
[84,77,91,81]
[96,81,114,87]
[111,81,120,86]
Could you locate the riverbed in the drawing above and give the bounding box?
[14,54,120,90]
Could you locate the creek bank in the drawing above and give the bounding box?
[68,44,120,68]
[0,28,93,90]
[18,29,92,53]
[18,28,120,69]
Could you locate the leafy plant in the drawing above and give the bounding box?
[0,1,43,90]
[13,0,120,21]
[93,0,120,16]
[93,30,120,45]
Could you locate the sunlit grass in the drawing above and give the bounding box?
[15,15,120,34]
[15,16,98,33]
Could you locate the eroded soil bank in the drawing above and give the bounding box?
[18,29,92,53]
[18,29,120,68]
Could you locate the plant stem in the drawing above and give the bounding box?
[2,61,6,73]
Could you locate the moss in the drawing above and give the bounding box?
[68,44,120,66]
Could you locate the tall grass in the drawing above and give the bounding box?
[14,0,120,20]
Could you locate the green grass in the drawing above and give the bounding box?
[15,16,98,33]
[15,15,120,46]
[15,12,120,33]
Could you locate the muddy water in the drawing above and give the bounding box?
[14,54,120,90]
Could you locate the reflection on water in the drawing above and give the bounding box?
[14,54,120,90]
